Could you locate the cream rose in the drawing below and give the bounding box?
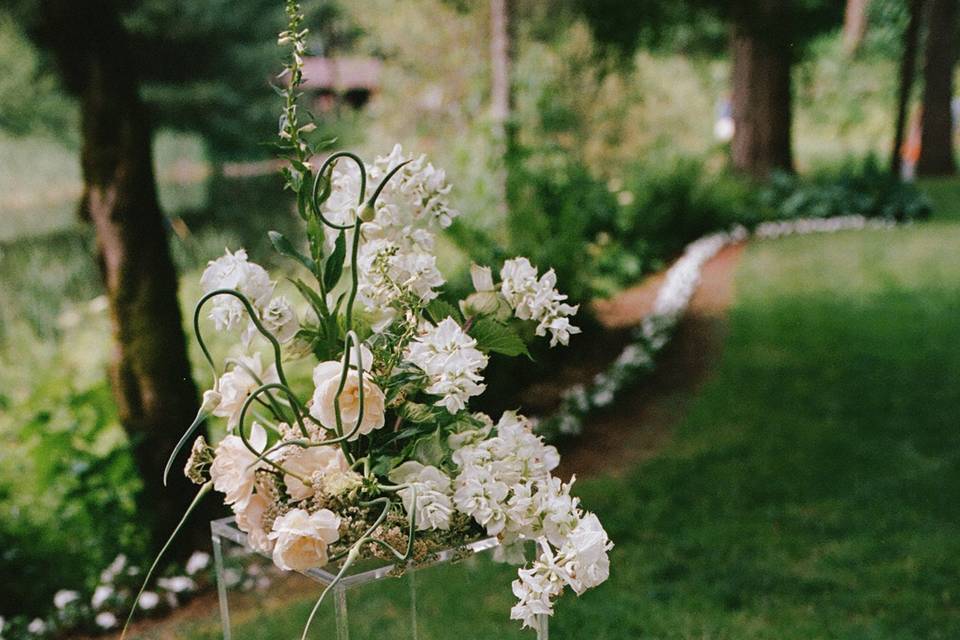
[269,508,341,572]
[310,346,385,440]
[210,422,267,511]
[283,446,351,501]
[235,492,273,554]
[214,354,279,430]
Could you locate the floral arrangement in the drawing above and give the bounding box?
[122,3,610,637]
[539,214,896,440]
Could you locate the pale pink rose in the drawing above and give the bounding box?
[269,508,341,572]
[283,446,351,501]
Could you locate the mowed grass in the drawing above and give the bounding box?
[159,223,960,639]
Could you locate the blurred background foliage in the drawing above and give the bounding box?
[0,0,957,628]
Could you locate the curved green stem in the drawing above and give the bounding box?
[310,151,368,230]
[194,288,289,388]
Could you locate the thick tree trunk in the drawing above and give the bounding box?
[40,0,206,551]
[730,2,795,177]
[916,0,959,176]
[891,0,925,175]
[842,0,871,55]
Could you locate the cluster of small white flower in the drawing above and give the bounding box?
[200,248,300,347]
[14,551,212,639]
[500,258,581,347]
[320,145,459,331]
[449,412,612,627]
[541,215,897,440]
[405,318,488,413]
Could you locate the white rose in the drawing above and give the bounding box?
[283,446,351,501]
[269,508,341,572]
[235,491,274,554]
[210,422,267,511]
[261,296,299,343]
[213,354,279,430]
[310,353,385,440]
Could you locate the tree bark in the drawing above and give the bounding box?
[730,1,795,177]
[38,0,206,551]
[916,0,959,176]
[490,0,511,219]
[842,0,871,55]
[891,0,925,175]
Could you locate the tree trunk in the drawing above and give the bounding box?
[730,2,795,177]
[916,0,959,176]
[842,0,871,55]
[891,0,925,176]
[39,0,206,551]
[490,0,511,219]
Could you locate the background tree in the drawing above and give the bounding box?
[576,0,843,177]
[916,0,959,176]
[891,0,924,175]
[17,0,205,550]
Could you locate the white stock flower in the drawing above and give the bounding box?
[213,354,279,430]
[405,318,488,413]
[235,491,274,554]
[500,258,580,347]
[94,612,117,630]
[138,591,160,610]
[269,508,341,572]
[509,562,563,629]
[27,619,46,635]
[53,590,79,610]
[200,248,274,331]
[283,446,351,501]
[91,584,114,610]
[261,296,299,343]
[210,422,268,511]
[158,576,196,594]
[185,551,211,576]
[310,353,386,439]
[389,461,454,530]
[556,513,612,594]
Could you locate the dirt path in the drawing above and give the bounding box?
[557,242,745,479]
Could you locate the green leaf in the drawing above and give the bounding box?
[269,231,315,273]
[426,298,462,324]
[398,402,441,424]
[323,231,346,292]
[469,318,530,358]
[290,277,328,318]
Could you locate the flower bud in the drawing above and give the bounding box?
[357,203,375,223]
[460,292,499,317]
[201,389,222,413]
[470,263,495,292]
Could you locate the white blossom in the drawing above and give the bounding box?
[261,296,299,343]
[210,422,268,511]
[94,612,117,630]
[53,590,79,610]
[405,318,488,413]
[185,551,211,576]
[91,584,114,610]
[389,461,455,530]
[213,354,279,431]
[269,508,341,572]
[138,591,160,611]
[200,248,274,332]
[500,258,580,347]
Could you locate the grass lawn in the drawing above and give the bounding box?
[152,221,960,639]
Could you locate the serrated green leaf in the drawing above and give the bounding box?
[426,298,462,324]
[269,231,315,273]
[469,318,530,357]
[324,231,346,292]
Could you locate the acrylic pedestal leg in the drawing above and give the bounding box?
[212,531,232,640]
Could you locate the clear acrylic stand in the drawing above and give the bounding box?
[211,517,548,639]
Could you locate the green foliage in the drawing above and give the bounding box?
[760,157,933,222]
